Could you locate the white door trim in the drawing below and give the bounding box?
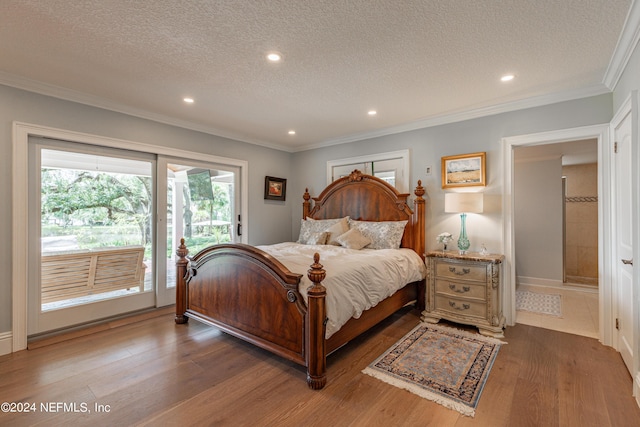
[501,124,611,344]
[12,121,248,352]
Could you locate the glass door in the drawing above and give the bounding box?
[28,140,156,336]
[156,157,241,306]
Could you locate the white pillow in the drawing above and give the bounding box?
[297,217,348,244]
[336,228,372,250]
[305,231,328,245]
[348,219,408,249]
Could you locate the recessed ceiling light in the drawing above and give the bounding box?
[267,52,282,62]
[183,97,194,103]
[501,74,515,82]
[368,110,377,116]
[288,130,296,135]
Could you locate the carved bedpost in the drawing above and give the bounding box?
[306,253,327,389]
[175,238,189,324]
[412,180,426,310]
[302,188,311,219]
[413,180,426,261]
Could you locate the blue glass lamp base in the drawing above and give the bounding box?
[457,213,470,254]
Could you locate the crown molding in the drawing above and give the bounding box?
[294,84,611,152]
[0,72,293,153]
[603,0,640,90]
[0,71,613,155]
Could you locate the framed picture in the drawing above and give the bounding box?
[264,176,287,201]
[441,152,486,189]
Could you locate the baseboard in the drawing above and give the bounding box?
[635,372,640,408]
[0,331,12,356]
[517,276,598,294]
[28,305,174,349]
[517,276,563,288]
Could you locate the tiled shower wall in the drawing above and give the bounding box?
[563,163,598,286]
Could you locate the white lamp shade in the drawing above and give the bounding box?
[445,192,483,213]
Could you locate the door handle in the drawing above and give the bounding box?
[237,224,242,236]
[621,258,633,265]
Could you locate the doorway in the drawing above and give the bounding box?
[513,140,599,288]
[512,139,599,338]
[501,124,612,344]
[12,122,249,352]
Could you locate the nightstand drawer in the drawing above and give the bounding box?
[435,279,486,300]
[435,262,486,282]
[435,295,487,319]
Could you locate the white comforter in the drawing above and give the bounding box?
[256,242,426,338]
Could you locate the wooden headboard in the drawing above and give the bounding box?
[302,170,425,259]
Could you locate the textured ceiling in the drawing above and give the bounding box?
[0,1,632,151]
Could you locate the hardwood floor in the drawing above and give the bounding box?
[1,308,638,426]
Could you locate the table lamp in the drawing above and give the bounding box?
[444,192,483,254]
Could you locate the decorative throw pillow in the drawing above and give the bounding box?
[348,219,408,249]
[322,218,350,245]
[335,228,371,250]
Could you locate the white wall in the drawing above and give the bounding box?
[0,84,294,334]
[0,87,618,339]
[291,94,613,256]
[513,156,564,281]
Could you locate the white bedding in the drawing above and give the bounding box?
[256,242,426,338]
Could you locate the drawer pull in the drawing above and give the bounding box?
[449,267,471,276]
[449,301,471,311]
[449,284,471,293]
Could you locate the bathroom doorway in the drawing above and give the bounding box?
[513,137,599,338]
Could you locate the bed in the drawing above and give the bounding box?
[174,170,426,389]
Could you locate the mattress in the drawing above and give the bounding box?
[257,242,426,338]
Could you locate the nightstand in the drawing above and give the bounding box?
[421,250,505,338]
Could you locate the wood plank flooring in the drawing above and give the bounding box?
[1,307,638,426]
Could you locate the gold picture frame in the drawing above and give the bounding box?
[441,152,486,189]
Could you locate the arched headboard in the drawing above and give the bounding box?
[302,170,425,259]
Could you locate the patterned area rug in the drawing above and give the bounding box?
[363,323,503,417]
[516,290,562,317]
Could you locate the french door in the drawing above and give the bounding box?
[14,123,248,348]
[27,143,245,334]
[156,156,242,306]
[28,139,156,335]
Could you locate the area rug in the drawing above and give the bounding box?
[516,290,562,317]
[363,323,503,417]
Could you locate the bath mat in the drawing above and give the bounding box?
[516,290,562,317]
[363,323,503,417]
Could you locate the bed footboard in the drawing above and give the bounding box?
[174,239,329,389]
